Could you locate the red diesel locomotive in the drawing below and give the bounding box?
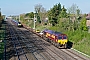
[43,29,68,48]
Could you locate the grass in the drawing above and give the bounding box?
[0,42,4,59]
[73,32,90,56]
[36,25,51,31]
[0,21,5,59]
[64,30,90,56]
[49,26,90,56]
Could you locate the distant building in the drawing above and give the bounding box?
[2,15,6,19]
[20,13,25,16]
[86,13,90,26]
[6,17,12,20]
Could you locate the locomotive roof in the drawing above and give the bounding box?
[46,30,54,34]
[54,31,62,34]
[53,31,63,36]
[44,29,63,35]
[43,29,67,37]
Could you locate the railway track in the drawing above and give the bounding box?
[60,49,89,60]
[17,27,87,60]
[15,28,46,60]
[39,33,90,60]
[23,24,90,60]
[5,20,90,60]
[6,22,29,60]
[16,28,64,60]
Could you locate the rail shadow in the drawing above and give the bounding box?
[4,23,74,60]
[4,36,32,60]
[4,29,50,60]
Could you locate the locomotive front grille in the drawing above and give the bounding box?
[58,39,67,45]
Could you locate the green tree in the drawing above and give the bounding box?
[29,12,34,18]
[35,4,42,13]
[68,3,77,14]
[40,7,47,24]
[34,4,47,24]
[48,3,62,26]
[80,17,88,31]
[25,12,34,18]
[67,4,81,31]
[76,7,81,21]
[25,13,29,17]
[59,5,67,18]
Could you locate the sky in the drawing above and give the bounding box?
[0,0,90,16]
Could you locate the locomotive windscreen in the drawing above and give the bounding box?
[58,35,67,39]
[58,36,62,39]
[63,36,67,39]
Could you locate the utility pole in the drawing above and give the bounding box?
[33,14,37,29]
[33,14,35,29]
[0,8,1,12]
[0,8,1,20]
[19,15,20,22]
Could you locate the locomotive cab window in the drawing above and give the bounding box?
[58,36,62,39]
[63,36,67,39]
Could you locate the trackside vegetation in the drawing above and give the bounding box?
[0,11,5,60]
[19,3,90,56]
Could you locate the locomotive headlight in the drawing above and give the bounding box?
[18,24,21,26]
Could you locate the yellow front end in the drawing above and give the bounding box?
[58,39,68,45]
